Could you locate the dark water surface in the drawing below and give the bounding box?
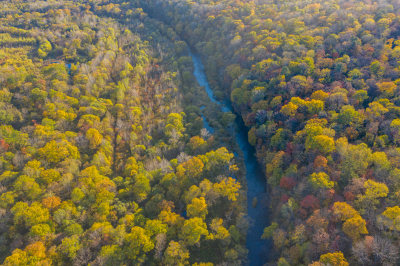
[190,51,270,266]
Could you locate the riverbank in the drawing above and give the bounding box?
[190,51,271,266]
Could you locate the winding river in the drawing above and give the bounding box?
[190,51,271,266]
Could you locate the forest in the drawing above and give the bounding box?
[0,1,246,265]
[2,0,400,265]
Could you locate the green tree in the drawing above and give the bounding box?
[132,173,151,203]
[38,39,52,58]
[379,206,400,231]
[180,217,208,246]
[38,140,80,164]
[59,235,81,260]
[187,197,208,218]
[307,135,335,154]
[262,222,278,239]
[337,105,363,127]
[14,175,41,200]
[165,112,185,144]
[356,179,388,212]
[29,223,52,238]
[370,60,384,78]
[164,241,189,265]
[11,202,50,228]
[309,172,334,189]
[123,226,154,262]
[208,218,230,240]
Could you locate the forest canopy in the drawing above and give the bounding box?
[0,1,247,265]
[3,0,400,265]
[135,0,400,264]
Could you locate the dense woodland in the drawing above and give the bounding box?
[130,0,400,265]
[3,0,400,265]
[0,1,247,265]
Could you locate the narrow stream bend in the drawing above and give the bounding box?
[190,51,271,266]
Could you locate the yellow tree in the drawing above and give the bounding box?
[163,241,189,266]
[309,172,334,190]
[332,202,368,241]
[356,180,388,212]
[379,206,400,231]
[123,226,154,263]
[342,216,368,241]
[180,217,208,246]
[86,128,103,149]
[187,197,208,219]
[313,252,349,266]
[213,177,241,201]
[3,241,51,265]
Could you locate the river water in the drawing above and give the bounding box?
[190,51,271,265]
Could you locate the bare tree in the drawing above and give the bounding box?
[372,236,399,266]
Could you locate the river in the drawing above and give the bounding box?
[190,51,271,266]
